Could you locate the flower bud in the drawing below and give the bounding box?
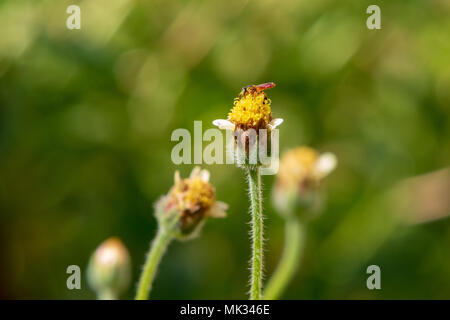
[156,167,227,240]
[273,147,337,219]
[87,237,131,299]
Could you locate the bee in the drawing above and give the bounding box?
[239,82,276,98]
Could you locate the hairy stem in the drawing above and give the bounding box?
[263,217,304,300]
[247,166,264,300]
[135,228,173,300]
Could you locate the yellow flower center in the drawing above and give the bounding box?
[277,147,319,188]
[228,92,272,130]
[169,176,215,213]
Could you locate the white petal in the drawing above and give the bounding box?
[200,169,210,182]
[190,166,201,178]
[207,201,228,218]
[216,201,229,211]
[212,119,235,130]
[174,170,181,185]
[268,118,283,130]
[314,152,337,179]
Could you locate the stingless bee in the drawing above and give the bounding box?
[239,82,276,98]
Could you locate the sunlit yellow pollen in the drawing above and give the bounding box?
[228,92,272,130]
[277,147,319,188]
[170,176,215,212]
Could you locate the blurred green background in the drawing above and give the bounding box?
[0,0,449,299]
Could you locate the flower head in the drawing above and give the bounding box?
[157,167,227,238]
[87,237,131,299]
[274,147,337,216]
[213,82,283,132]
[277,147,337,190]
[213,83,283,168]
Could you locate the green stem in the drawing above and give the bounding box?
[247,166,264,300]
[263,217,304,300]
[135,228,173,300]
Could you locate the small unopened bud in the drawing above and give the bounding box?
[273,147,337,219]
[87,237,131,299]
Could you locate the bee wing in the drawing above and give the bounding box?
[254,82,276,91]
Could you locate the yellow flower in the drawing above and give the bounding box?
[273,147,337,215]
[213,82,283,132]
[163,167,227,236]
[277,147,337,190]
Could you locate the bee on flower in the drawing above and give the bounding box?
[212,82,282,299]
[213,82,283,167]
